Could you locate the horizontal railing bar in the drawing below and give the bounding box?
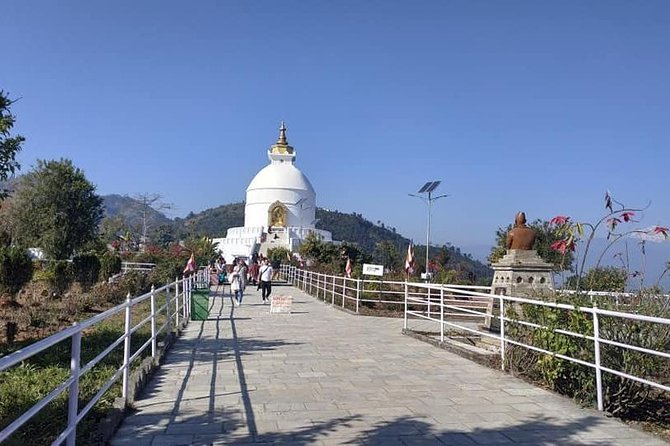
[80,335,126,376]
[128,337,154,364]
[75,367,125,427]
[599,365,670,392]
[0,374,74,442]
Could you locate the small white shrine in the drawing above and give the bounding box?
[213,123,332,262]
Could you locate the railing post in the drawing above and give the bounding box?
[174,279,188,323]
[342,277,346,308]
[170,283,178,330]
[150,285,157,359]
[356,279,361,313]
[428,287,432,319]
[499,293,505,371]
[188,275,193,320]
[332,275,335,305]
[593,304,604,411]
[166,282,172,338]
[122,292,132,402]
[440,288,444,342]
[404,282,408,330]
[67,326,81,446]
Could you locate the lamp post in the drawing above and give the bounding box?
[409,181,449,281]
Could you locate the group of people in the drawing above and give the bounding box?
[209,254,274,306]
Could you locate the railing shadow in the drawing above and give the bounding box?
[116,295,305,443]
[342,414,624,445]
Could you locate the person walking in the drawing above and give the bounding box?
[230,260,244,306]
[258,259,273,303]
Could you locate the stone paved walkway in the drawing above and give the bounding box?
[110,282,667,445]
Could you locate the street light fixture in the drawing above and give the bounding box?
[409,181,450,281]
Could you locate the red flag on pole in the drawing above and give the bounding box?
[404,243,415,275]
[345,257,352,278]
[183,253,196,274]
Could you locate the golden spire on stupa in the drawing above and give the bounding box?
[270,121,294,154]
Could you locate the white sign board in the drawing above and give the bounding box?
[270,295,293,314]
[362,263,384,277]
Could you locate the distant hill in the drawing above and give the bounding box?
[316,209,407,254]
[176,202,245,236]
[101,197,492,280]
[102,194,173,231]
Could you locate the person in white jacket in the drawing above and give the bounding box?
[258,259,273,303]
[230,260,244,306]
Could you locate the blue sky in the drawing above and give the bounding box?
[3,1,670,277]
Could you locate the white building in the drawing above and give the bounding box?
[213,123,332,262]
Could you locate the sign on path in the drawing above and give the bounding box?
[270,295,293,314]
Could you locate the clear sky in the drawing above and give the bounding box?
[3,1,670,272]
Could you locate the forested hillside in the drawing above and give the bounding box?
[102,198,492,280]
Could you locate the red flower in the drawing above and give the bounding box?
[653,226,669,238]
[550,240,566,253]
[550,216,570,226]
[620,212,635,222]
[551,239,575,254]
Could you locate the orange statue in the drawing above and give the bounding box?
[506,212,536,250]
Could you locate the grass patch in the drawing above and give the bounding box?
[0,288,174,445]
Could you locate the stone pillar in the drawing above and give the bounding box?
[484,249,554,331]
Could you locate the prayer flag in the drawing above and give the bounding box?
[404,243,415,274]
[183,253,196,274]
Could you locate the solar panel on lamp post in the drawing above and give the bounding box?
[409,181,450,281]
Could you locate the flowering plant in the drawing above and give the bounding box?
[549,191,667,290]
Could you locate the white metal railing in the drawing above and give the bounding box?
[121,262,156,272]
[279,264,491,317]
[279,265,670,413]
[0,269,207,445]
[403,282,670,412]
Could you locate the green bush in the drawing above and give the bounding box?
[148,257,183,287]
[117,270,151,298]
[505,292,670,420]
[99,252,122,281]
[0,246,33,295]
[47,261,73,295]
[72,253,100,287]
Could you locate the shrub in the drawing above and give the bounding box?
[47,261,73,295]
[117,271,150,298]
[72,253,100,287]
[0,246,33,295]
[99,252,121,281]
[505,292,670,420]
[148,257,183,287]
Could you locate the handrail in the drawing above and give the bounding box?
[0,269,205,445]
[279,264,670,413]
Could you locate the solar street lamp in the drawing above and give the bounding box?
[409,181,450,281]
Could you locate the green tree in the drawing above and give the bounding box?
[488,219,574,271]
[299,232,338,264]
[372,240,401,272]
[0,91,25,200]
[182,236,217,266]
[10,159,103,259]
[99,215,129,246]
[267,246,291,264]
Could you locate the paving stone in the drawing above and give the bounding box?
[108,283,668,445]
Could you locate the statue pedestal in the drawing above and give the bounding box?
[484,250,554,332]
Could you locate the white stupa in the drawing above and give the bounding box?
[213,123,332,262]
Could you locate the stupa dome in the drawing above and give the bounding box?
[247,162,315,195]
[244,122,318,229]
[213,122,332,262]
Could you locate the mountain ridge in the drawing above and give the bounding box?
[102,196,492,280]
